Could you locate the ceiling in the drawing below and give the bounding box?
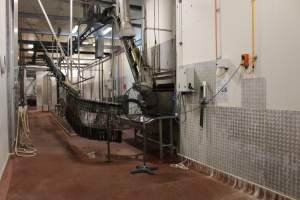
[18,0,142,66]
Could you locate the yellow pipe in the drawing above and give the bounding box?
[251,0,255,67]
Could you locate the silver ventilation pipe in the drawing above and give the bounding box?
[117,0,136,39]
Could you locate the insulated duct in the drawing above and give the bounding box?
[117,0,135,38]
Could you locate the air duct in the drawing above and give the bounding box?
[117,0,135,39]
[95,37,104,59]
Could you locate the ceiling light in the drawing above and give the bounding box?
[102,26,112,35]
[71,25,79,34]
[28,51,34,54]
[28,44,34,49]
[82,41,89,45]
[93,43,95,47]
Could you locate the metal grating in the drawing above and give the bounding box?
[179,64,300,199]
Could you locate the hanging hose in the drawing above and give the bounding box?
[14,106,37,157]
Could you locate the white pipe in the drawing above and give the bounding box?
[142,0,147,60]
[36,0,74,82]
[36,0,66,58]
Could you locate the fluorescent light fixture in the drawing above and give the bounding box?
[71,25,79,34]
[28,51,34,54]
[82,41,89,45]
[102,26,112,35]
[28,44,34,49]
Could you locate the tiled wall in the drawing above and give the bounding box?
[242,78,267,110]
[179,63,300,199]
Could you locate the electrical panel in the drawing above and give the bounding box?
[177,67,195,92]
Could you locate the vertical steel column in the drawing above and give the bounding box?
[101,62,104,100]
[56,39,59,68]
[169,118,174,158]
[98,59,101,100]
[117,53,120,96]
[142,121,147,165]
[67,39,70,79]
[6,0,18,150]
[159,119,163,160]
[111,21,115,100]
[51,36,54,60]
[106,113,112,162]
[70,0,73,83]
[142,0,147,61]
[77,26,81,90]
[90,68,93,99]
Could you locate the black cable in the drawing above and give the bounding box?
[208,65,241,102]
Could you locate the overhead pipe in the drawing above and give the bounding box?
[36,0,66,58]
[111,21,116,100]
[36,0,73,81]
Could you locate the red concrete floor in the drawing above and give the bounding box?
[2,111,257,200]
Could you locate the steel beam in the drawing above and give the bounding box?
[19,28,70,36]
[19,39,121,50]
[90,0,142,11]
[19,12,80,22]
[20,48,95,55]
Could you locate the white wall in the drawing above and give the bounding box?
[256,0,300,111]
[176,0,215,66]
[176,0,300,111]
[0,0,10,179]
[82,52,134,100]
[145,0,176,48]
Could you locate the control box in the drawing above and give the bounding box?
[177,67,195,92]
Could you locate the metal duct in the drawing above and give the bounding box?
[117,0,135,38]
[95,37,104,59]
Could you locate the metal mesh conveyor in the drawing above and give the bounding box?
[44,54,124,143]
